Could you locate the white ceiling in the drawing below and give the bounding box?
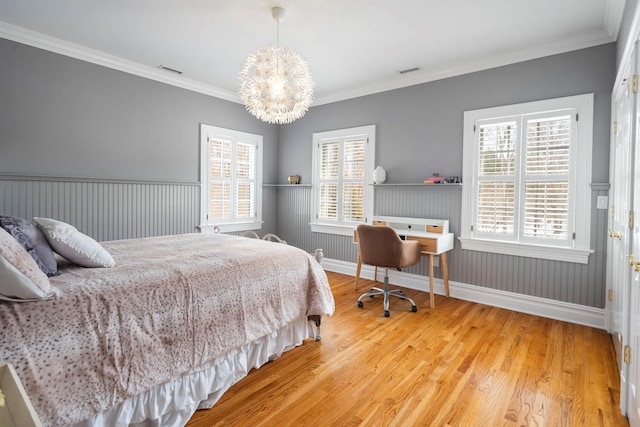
[0,0,625,106]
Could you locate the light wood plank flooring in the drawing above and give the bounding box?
[187,271,628,426]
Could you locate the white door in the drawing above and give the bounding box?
[627,44,640,426]
[608,54,634,416]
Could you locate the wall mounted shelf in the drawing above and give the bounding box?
[263,184,312,187]
[371,183,463,187]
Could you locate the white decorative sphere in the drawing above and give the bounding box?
[238,45,314,124]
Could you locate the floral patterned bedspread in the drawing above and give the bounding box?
[0,233,335,426]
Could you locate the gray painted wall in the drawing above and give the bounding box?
[0,38,278,234]
[0,36,617,308]
[280,44,614,183]
[0,39,278,183]
[276,43,616,308]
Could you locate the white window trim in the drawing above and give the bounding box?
[460,94,594,264]
[310,125,376,236]
[199,124,263,234]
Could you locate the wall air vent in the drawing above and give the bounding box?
[398,67,421,75]
[157,65,183,75]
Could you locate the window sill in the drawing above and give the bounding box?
[199,221,263,234]
[458,237,593,264]
[310,223,356,237]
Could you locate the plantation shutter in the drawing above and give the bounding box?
[208,138,232,220]
[460,94,592,262]
[319,140,339,221]
[318,136,367,224]
[342,137,366,222]
[522,114,572,241]
[235,142,256,219]
[475,121,517,236]
[208,138,258,221]
[472,111,575,245]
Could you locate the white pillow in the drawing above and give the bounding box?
[33,217,115,268]
[0,227,53,301]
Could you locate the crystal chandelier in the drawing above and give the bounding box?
[238,7,314,124]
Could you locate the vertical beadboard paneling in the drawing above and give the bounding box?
[275,183,609,309]
[0,176,200,241]
[276,186,313,249]
[275,185,358,261]
[261,186,278,235]
[374,186,463,280]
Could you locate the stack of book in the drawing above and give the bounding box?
[424,176,446,184]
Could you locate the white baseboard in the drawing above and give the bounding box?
[322,258,605,330]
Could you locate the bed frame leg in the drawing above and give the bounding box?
[308,315,322,341]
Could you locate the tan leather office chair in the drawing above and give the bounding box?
[355,224,422,317]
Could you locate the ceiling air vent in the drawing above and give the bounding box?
[398,67,421,75]
[157,65,183,75]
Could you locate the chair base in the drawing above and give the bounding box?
[357,269,417,317]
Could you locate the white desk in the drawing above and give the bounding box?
[354,216,454,308]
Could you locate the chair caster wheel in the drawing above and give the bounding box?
[411,305,417,312]
[358,301,363,308]
[384,310,390,317]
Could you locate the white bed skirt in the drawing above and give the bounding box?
[74,318,314,427]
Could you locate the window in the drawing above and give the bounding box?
[460,94,594,263]
[199,124,263,233]
[311,125,375,236]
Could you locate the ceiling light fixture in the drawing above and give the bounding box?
[238,6,314,124]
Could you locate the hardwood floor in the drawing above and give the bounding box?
[187,271,629,426]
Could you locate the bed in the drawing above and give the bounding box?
[0,227,335,427]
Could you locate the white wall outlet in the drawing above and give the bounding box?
[596,195,608,210]
[433,256,439,268]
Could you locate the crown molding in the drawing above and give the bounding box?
[0,20,242,104]
[604,0,627,39]
[313,29,615,106]
[0,20,617,109]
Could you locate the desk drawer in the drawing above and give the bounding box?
[427,225,444,234]
[408,236,436,253]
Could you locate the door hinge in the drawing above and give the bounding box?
[576,113,579,122]
[613,121,617,134]
[625,345,632,364]
[630,211,635,229]
[611,206,615,218]
[471,225,474,232]
[608,289,614,302]
[633,75,638,93]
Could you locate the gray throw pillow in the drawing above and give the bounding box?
[0,215,59,276]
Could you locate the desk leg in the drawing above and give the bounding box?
[355,254,362,290]
[441,252,450,298]
[428,254,435,309]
